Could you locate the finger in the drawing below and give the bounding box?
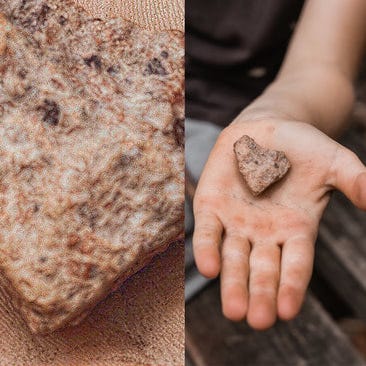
[331,146,366,210]
[277,235,314,320]
[220,233,250,321]
[193,210,223,278]
[247,242,281,330]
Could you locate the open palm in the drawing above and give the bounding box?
[193,118,366,329]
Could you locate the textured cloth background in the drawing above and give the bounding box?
[0,1,184,365]
[75,0,184,31]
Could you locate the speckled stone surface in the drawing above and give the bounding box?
[0,0,184,334]
[234,135,290,196]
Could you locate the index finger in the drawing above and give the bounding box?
[193,208,223,278]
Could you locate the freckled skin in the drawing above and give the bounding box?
[193,118,366,330]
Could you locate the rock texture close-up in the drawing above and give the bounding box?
[0,0,184,334]
[234,135,291,196]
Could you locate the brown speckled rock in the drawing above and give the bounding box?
[234,135,290,196]
[0,0,183,334]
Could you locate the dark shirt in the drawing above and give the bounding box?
[186,0,305,126]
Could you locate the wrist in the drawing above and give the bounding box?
[239,67,355,137]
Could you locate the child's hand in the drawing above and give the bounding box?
[193,115,366,329]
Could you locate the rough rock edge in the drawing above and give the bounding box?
[0,236,183,334]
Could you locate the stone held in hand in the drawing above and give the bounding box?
[233,135,291,196]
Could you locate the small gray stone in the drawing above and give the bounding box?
[233,135,290,196]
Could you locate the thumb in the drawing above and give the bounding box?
[331,147,366,210]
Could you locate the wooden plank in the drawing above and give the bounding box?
[315,124,366,318]
[186,281,365,366]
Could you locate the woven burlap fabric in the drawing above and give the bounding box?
[76,0,184,31]
[0,2,184,365]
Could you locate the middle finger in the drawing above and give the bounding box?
[247,241,281,329]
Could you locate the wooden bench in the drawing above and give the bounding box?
[315,112,366,320]
[186,282,365,366]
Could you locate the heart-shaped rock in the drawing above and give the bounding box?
[234,135,291,196]
[0,2,183,333]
